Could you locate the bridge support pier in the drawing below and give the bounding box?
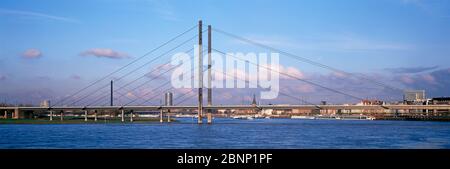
[167,113,170,123]
[207,113,212,124]
[121,109,124,122]
[4,110,7,119]
[160,109,163,123]
[13,108,19,119]
[130,111,133,122]
[94,110,97,122]
[60,111,64,121]
[84,110,88,122]
[49,111,53,121]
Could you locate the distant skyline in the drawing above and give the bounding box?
[1,0,450,105]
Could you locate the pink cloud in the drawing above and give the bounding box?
[261,64,304,79]
[400,75,415,84]
[332,71,347,78]
[422,74,436,84]
[282,66,305,79]
[22,49,42,59]
[125,92,136,99]
[80,48,129,59]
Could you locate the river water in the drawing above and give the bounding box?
[1,118,450,149]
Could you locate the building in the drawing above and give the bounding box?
[164,92,173,106]
[430,97,450,105]
[429,97,450,114]
[360,99,384,105]
[403,90,426,104]
[358,99,384,113]
[40,100,50,107]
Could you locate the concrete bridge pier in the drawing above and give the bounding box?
[4,110,7,119]
[84,110,88,122]
[130,110,133,122]
[94,110,98,122]
[49,110,53,121]
[167,113,170,123]
[121,109,124,122]
[207,113,212,124]
[13,108,19,119]
[60,111,64,121]
[159,109,163,123]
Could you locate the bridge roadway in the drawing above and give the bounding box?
[1,104,450,111]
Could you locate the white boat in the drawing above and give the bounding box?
[232,115,254,120]
[175,114,196,118]
[291,116,316,120]
[232,115,245,119]
[253,114,265,119]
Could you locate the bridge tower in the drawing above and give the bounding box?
[110,80,113,106]
[207,25,212,124]
[198,20,203,124]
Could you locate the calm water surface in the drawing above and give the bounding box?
[1,118,450,149]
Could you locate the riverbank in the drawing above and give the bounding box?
[0,117,170,124]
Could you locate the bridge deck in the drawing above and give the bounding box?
[1,105,450,111]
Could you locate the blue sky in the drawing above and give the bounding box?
[1,0,450,105]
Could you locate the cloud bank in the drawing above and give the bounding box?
[385,66,439,74]
[80,48,130,59]
[22,49,42,59]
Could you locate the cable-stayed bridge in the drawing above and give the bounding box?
[1,20,449,123]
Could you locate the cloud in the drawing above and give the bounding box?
[80,48,130,59]
[126,92,136,99]
[400,75,415,84]
[385,66,438,74]
[274,70,405,104]
[70,75,81,80]
[146,64,176,80]
[22,49,42,59]
[296,84,315,93]
[399,68,450,97]
[421,74,436,84]
[280,66,305,79]
[0,74,6,81]
[0,8,80,23]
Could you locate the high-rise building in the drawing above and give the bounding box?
[164,92,173,106]
[40,100,50,107]
[403,90,426,103]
